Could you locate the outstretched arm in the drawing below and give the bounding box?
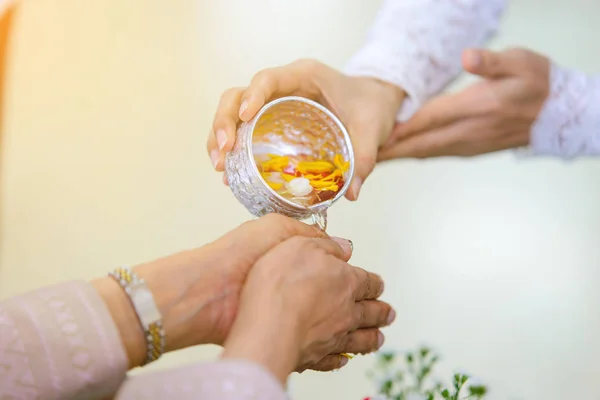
[345,0,508,121]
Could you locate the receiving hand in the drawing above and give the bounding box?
[96,214,384,372]
[378,48,550,160]
[207,59,405,200]
[134,215,327,350]
[223,234,394,384]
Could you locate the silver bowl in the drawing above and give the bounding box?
[225,96,355,224]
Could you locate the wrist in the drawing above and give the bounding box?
[222,293,302,385]
[356,76,406,112]
[377,79,406,109]
[92,277,146,369]
[93,250,225,369]
[133,246,231,349]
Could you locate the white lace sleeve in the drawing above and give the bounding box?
[529,64,600,158]
[344,0,507,121]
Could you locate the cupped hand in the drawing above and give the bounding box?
[222,235,395,384]
[378,48,550,160]
[207,59,405,200]
[96,214,331,368]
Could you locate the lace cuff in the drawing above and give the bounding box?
[345,40,423,121]
[530,63,600,158]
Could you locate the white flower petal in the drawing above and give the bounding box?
[286,177,312,196]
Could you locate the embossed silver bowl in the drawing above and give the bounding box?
[225,96,355,222]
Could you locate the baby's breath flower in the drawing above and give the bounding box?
[367,347,488,399]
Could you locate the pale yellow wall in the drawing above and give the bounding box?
[2,1,600,399]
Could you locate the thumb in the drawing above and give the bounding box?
[346,132,378,201]
[462,48,520,79]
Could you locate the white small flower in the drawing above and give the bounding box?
[286,177,312,196]
[406,394,427,400]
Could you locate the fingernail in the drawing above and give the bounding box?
[377,331,385,349]
[339,357,349,367]
[210,149,220,169]
[348,240,353,252]
[216,129,228,151]
[350,178,362,200]
[386,309,396,325]
[239,100,248,118]
[331,237,352,255]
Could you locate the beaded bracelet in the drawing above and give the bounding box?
[109,266,165,365]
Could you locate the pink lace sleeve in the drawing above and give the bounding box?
[1,281,288,400]
[344,0,507,121]
[529,63,600,158]
[0,281,128,400]
[115,359,288,400]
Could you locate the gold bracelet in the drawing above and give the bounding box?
[109,266,165,365]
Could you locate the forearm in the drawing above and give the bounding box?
[345,0,507,120]
[221,276,300,387]
[529,64,600,158]
[0,281,128,400]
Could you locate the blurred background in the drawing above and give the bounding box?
[1,0,600,398]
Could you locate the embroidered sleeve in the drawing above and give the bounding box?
[0,282,288,400]
[344,0,507,121]
[115,359,288,400]
[0,281,128,400]
[529,63,600,158]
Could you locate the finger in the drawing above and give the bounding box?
[240,59,323,122]
[210,87,245,169]
[351,267,385,301]
[207,130,222,170]
[352,300,395,330]
[240,67,282,121]
[332,328,384,355]
[377,127,453,161]
[223,214,327,263]
[463,48,525,79]
[393,92,475,139]
[299,354,350,372]
[383,122,405,147]
[307,237,353,262]
[346,126,378,201]
[377,119,478,161]
[330,237,353,261]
